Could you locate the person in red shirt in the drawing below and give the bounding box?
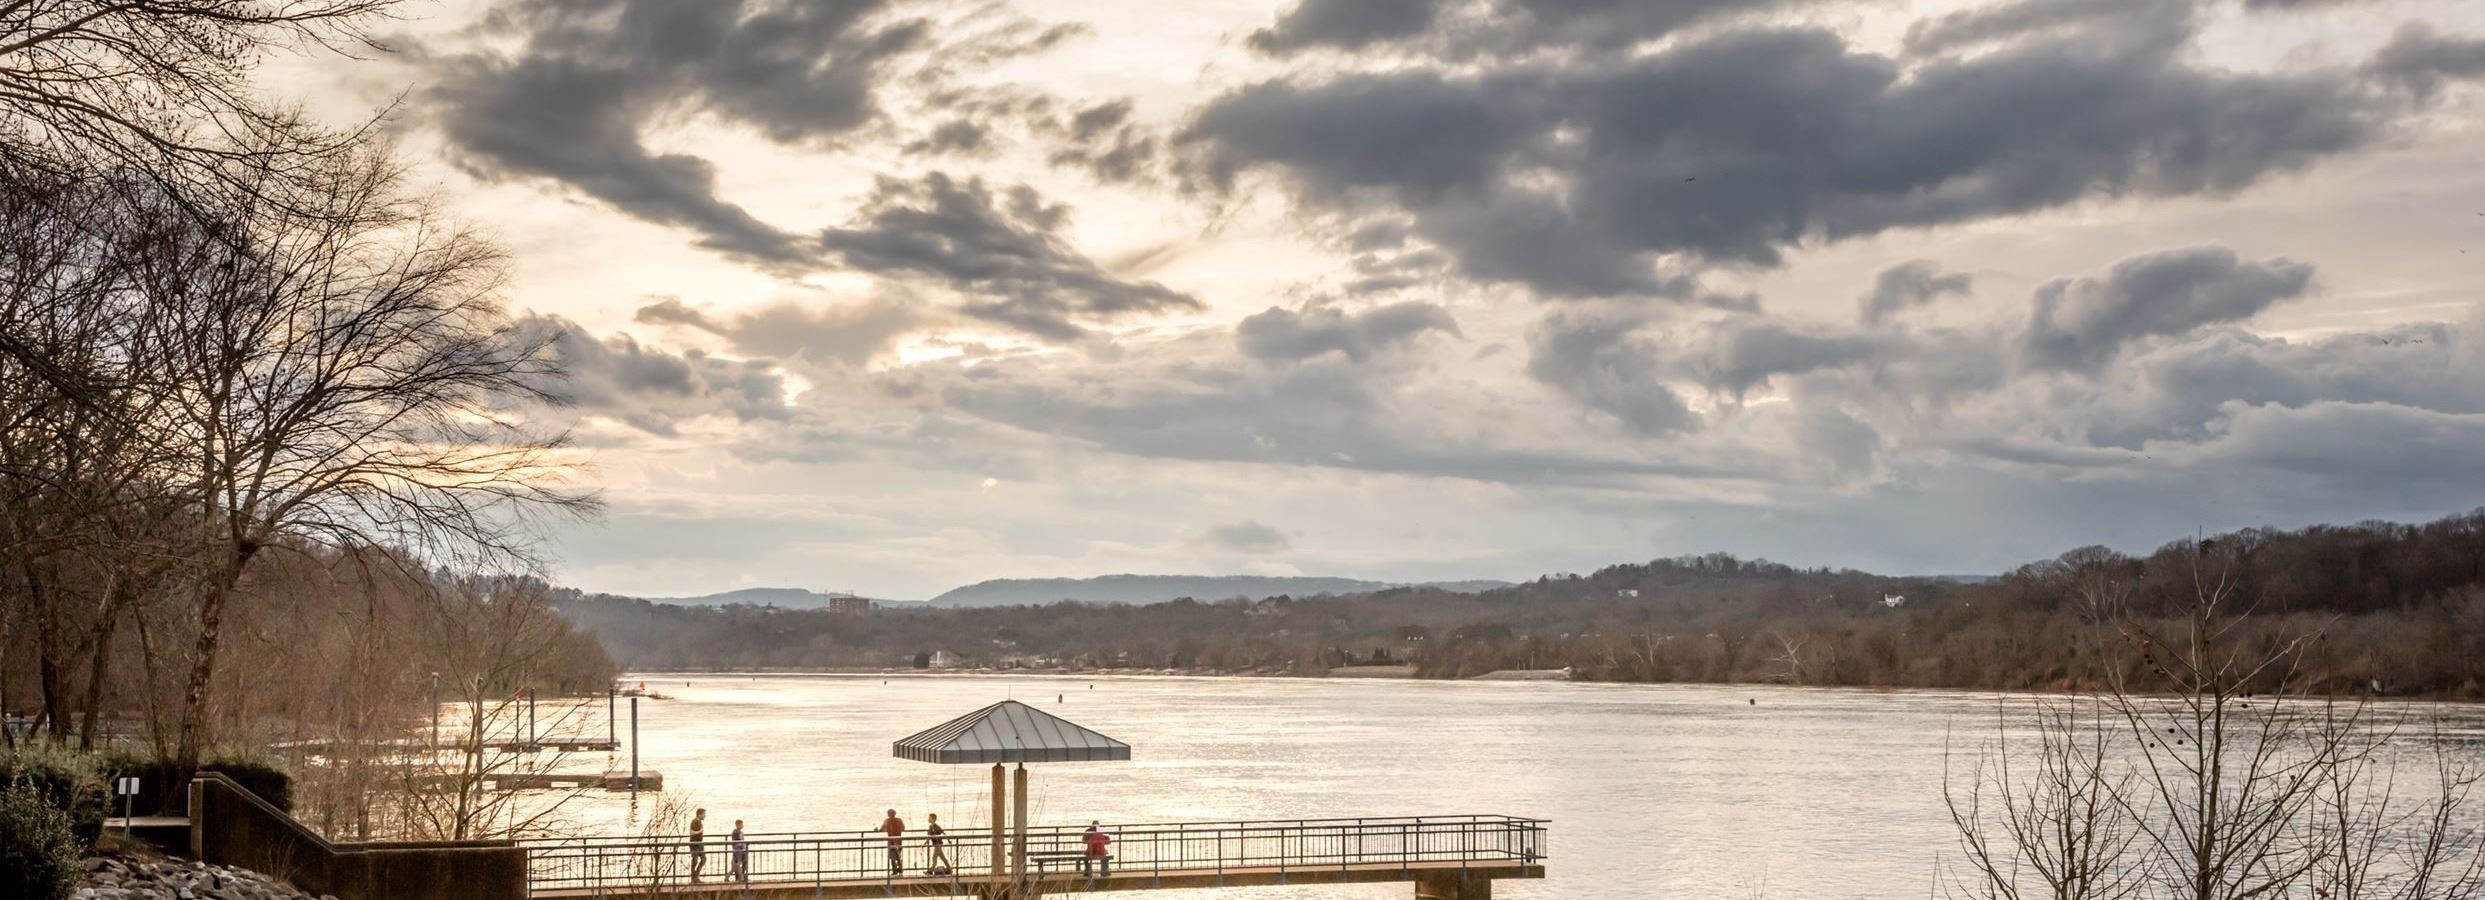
[880,809,905,876]
[1080,822,1111,878]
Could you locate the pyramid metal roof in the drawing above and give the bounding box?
[892,700,1132,764]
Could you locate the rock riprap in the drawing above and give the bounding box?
[73,855,334,900]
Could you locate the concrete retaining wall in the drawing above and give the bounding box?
[189,773,527,900]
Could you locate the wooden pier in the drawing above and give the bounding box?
[524,815,1544,899]
[530,860,1538,899]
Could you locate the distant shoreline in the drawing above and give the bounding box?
[610,668,2485,704]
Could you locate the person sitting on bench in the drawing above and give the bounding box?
[1080,822,1112,878]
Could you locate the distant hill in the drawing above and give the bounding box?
[648,587,888,609]
[926,574,1514,608]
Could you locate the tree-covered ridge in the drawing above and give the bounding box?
[555,510,2485,697]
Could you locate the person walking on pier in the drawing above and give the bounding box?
[1080,822,1111,878]
[880,809,907,876]
[729,820,749,883]
[926,812,952,875]
[688,808,708,882]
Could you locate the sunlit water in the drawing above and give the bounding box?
[512,674,2485,899]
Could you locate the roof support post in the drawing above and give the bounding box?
[991,763,1008,894]
[1012,764,1030,888]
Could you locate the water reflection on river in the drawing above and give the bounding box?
[533,675,2485,899]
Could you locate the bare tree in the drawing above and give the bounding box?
[387,577,608,842]
[1950,541,2485,900]
[0,0,396,187]
[1946,698,2144,900]
[134,147,599,770]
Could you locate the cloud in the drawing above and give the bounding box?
[1250,0,1831,58]
[1236,302,1462,363]
[908,120,993,156]
[908,323,1723,487]
[1859,260,1974,324]
[1204,520,1292,553]
[1250,0,1442,54]
[635,296,932,367]
[2019,246,2315,371]
[522,316,791,436]
[426,0,1102,271]
[2365,22,2485,101]
[1524,306,1698,435]
[1677,318,1891,401]
[428,0,932,267]
[1043,100,1162,183]
[815,173,1202,340]
[1184,20,2388,297]
[1903,0,2176,56]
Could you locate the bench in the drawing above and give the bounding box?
[1027,849,1113,874]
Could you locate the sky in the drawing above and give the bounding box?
[271,0,2485,601]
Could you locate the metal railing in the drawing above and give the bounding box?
[524,815,1546,893]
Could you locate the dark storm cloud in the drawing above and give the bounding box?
[1250,0,1441,54]
[2366,22,2485,101]
[430,0,930,267]
[521,316,790,436]
[1204,520,1292,553]
[1859,261,1975,325]
[1185,21,2387,296]
[2019,246,2314,372]
[1524,307,1698,435]
[635,296,931,367]
[1236,302,1462,363]
[815,173,1202,340]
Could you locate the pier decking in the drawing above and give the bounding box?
[524,815,1545,899]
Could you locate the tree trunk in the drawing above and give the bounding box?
[177,544,254,771]
[23,562,74,742]
[78,597,123,749]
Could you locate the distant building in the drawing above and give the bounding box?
[1617,588,1640,598]
[930,650,962,669]
[1882,594,1907,608]
[827,595,872,615]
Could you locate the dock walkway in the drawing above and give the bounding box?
[524,815,1545,899]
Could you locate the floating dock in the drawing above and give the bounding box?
[482,739,622,753]
[410,770,662,791]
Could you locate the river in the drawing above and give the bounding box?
[530,674,2485,899]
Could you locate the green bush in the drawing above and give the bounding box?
[95,753,292,816]
[203,757,291,811]
[0,748,103,846]
[0,780,83,900]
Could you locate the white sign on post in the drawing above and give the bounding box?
[115,777,139,832]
